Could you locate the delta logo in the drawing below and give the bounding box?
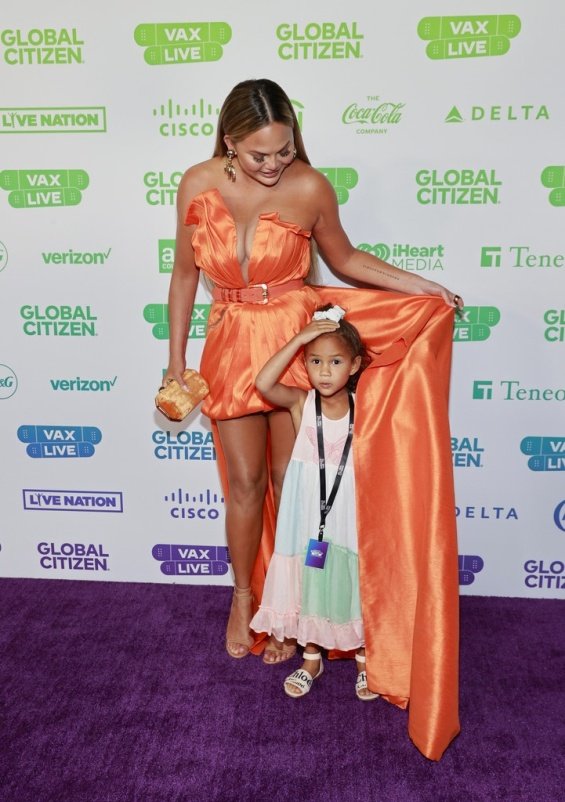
[445,104,549,124]
[143,303,209,339]
[520,437,565,472]
[417,15,521,60]
[134,22,232,65]
[541,166,565,207]
[152,543,230,576]
[0,169,89,208]
[453,306,500,342]
[317,168,358,204]
[17,425,102,458]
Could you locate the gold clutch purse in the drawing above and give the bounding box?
[155,369,209,421]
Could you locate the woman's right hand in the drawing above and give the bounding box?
[163,358,188,390]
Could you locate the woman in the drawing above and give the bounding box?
[165,79,461,759]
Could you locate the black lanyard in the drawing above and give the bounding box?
[315,389,355,542]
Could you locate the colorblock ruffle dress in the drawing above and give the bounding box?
[185,187,460,761]
[250,390,364,651]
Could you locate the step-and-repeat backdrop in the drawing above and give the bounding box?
[1,1,563,598]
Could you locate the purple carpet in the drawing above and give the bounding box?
[0,579,563,802]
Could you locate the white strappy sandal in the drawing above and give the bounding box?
[355,653,379,701]
[283,651,324,698]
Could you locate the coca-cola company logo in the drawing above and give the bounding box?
[342,97,404,134]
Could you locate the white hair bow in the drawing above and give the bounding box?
[312,305,346,323]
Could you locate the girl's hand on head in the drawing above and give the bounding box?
[297,319,340,345]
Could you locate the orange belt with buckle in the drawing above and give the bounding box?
[212,279,305,305]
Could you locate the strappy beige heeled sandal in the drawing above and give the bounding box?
[225,585,253,659]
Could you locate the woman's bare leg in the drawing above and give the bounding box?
[216,414,269,657]
[262,408,298,664]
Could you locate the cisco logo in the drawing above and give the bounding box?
[18,425,102,458]
[164,487,224,520]
[153,97,220,137]
[459,555,484,585]
[152,543,230,576]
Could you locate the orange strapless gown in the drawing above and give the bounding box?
[187,188,460,761]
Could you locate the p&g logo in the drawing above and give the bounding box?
[18,425,102,458]
[0,364,17,399]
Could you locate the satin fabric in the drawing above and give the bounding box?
[186,189,460,761]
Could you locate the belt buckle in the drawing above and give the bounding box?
[250,283,268,304]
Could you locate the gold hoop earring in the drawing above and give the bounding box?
[292,148,297,160]
[224,149,236,182]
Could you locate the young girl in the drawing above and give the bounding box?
[250,304,378,700]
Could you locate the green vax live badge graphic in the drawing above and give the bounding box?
[317,168,358,204]
[454,306,501,341]
[418,15,521,60]
[0,169,89,208]
[144,303,210,339]
[541,166,565,207]
[134,22,232,64]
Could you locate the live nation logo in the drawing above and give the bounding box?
[17,425,102,458]
[23,489,123,512]
[520,437,565,472]
[152,543,230,576]
[317,168,358,204]
[417,15,521,60]
[134,22,232,65]
[0,107,106,134]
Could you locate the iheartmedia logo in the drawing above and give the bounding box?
[17,425,102,458]
[152,543,230,576]
[357,241,445,272]
[23,489,123,512]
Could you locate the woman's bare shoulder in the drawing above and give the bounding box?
[178,158,223,201]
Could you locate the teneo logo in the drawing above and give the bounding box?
[521,437,565,472]
[554,501,565,533]
[540,166,565,207]
[276,22,363,60]
[153,429,216,461]
[159,239,175,273]
[50,376,117,392]
[144,171,182,206]
[0,107,106,134]
[164,487,224,520]
[456,505,517,521]
[452,437,484,467]
[0,364,17,399]
[481,245,564,269]
[459,555,484,586]
[143,303,209,339]
[20,305,97,336]
[454,307,501,341]
[134,22,232,65]
[417,15,521,60]
[0,169,89,208]
[445,104,548,124]
[18,425,102,459]
[317,168,358,204]
[0,28,85,65]
[38,542,109,572]
[342,96,404,135]
[474,379,565,402]
[0,240,7,271]
[416,169,501,205]
[357,242,445,272]
[153,98,219,137]
[524,560,565,591]
[23,490,123,513]
[41,247,112,266]
[152,543,230,576]
[544,309,565,342]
